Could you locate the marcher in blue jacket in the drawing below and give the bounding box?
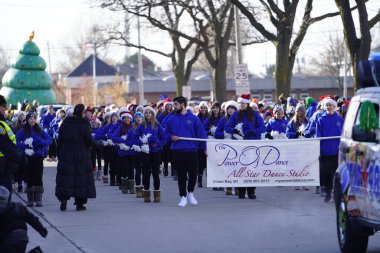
[41,106,57,162]
[156,98,174,177]
[166,96,207,207]
[126,112,144,197]
[225,94,265,200]
[197,101,209,124]
[214,100,239,195]
[286,105,308,139]
[90,118,103,181]
[106,113,121,186]
[305,97,317,120]
[16,112,52,207]
[316,99,343,203]
[265,105,288,139]
[133,107,165,203]
[94,112,112,183]
[111,109,133,193]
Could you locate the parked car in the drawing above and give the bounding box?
[334,87,380,253]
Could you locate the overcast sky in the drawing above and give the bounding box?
[0,0,379,76]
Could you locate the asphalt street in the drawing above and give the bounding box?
[15,161,380,253]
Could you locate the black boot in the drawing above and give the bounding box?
[60,200,67,211]
[247,187,256,199]
[238,187,246,199]
[163,167,168,177]
[197,175,203,188]
[110,174,115,186]
[76,203,86,211]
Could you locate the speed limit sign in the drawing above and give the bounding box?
[235,64,249,81]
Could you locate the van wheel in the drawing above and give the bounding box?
[336,188,368,253]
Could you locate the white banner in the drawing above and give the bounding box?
[206,139,320,187]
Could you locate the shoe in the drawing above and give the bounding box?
[212,188,218,191]
[324,195,332,203]
[153,189,161,203]
[102,175,109,184]
[178,196,187,207]
[187,192,198,206]
[163,167,168,177]
[315,186,320,194]
[76,204,86,211]
[320,186,326,197]
[60,200,67,211]
[218,188,224,191]
[226,188,233,195]
[238,195,245,199]
[303,187,310,191]
[248,193,256,199]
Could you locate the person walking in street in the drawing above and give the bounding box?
[16,112,52,207]
[41,105,57,162]
[166,96,207,207]
[203,102,222,190]
[215,100,239,195]
[0,95,25,201]
[55,104,99,211]
[11,111,26,193]
[133,106,165,203]
[157,98,173,177]
[225,94,266,200]
[316,98,344,203]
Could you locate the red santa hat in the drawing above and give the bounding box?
[117,107,130,119]
[163,98,173,107]
[237,94,251,104]
[120,111,133,120]
[143,106,157,117]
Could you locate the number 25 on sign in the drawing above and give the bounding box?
[235,64,248,81]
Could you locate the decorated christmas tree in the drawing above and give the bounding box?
[0,32,56,105]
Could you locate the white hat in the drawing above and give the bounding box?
[221,102,226,111]
[120,111,133,120]
[103,112,112,119]
[186,106,194,114]
[143,106,156,117]
[199,101,208,108]
[250,102,258,110]
[117,107,129,119]
[65,106,74,117]
[225,100,239,110]
[324,98,337,108]
[135,105,144,112]
[163,98,173,107]
[93,118,101,125]
[237,94,251,104]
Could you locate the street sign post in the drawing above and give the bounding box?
[235,64,250,95]
[182,86,191,99]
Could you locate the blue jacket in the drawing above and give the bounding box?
[304,110,324,138]
[156,111,171,123]
[215,117,228,139]
[197,113,208,124]
[133,122,164,154]
[225,110,265,140]
[41,113,55,131]
[112,123,133,156]
[306,101,317,120]
[16,128,53,157]
[286,118,308,139]
[316,111,343,156]
[203,116,221,137]
[166,110,207,151]
[266,118,288,134]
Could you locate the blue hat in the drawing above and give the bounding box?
[134,111,144,119]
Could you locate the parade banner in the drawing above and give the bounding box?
[206,139,320,187]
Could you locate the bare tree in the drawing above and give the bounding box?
[335,0,380,90]
[231,0,346,99]
[0,46,10,88]
[311,33,346,89]
[99,0,203,97]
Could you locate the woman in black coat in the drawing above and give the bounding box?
[55,104,98,211]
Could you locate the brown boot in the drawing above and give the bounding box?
[26,187,34,207]
[102,175,109,184]
[153,190,161,203]
[121,178,128,194]
[135,186,143,198]
[34,186,44,207]
[143,189,151,203]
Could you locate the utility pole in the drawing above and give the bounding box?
[234,7,242,64]
[137,15,145,105]
[93,40,97,106]
[47,41,52,75]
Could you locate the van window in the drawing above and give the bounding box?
[354,101,379,128]
[352,100,379,142]
[342,101,360,138]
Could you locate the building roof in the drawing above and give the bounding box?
[67,54,118,77]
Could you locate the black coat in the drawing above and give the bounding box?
[55,116,98,200]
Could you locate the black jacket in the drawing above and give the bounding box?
[0,202,46,242]
[55,116,98,200]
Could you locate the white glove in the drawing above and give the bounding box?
[224,132,232,139]
[92,133,95,138]
[119,143,130,151]
[25,148,34,156]
[131,144,141,152]
[102,140,108,146]
[24,138,33,147]
[107,139,114,146]
[208,136,215,139]
[141,144,150,154]
[121,135,127,140]
[140,133,152,144]
[233,134,244,140]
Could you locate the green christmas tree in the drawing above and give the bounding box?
[0,32,56,105]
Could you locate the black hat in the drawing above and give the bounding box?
[0,95,6,106]
[26,112,37,122]
[211,102,221,108]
